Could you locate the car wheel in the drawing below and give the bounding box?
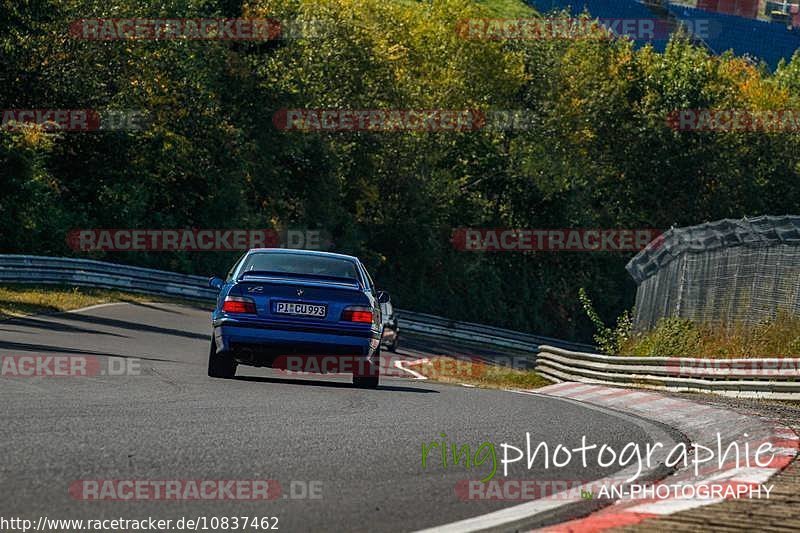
[353,374,379,388]
[353,356,380,389]
[208,337,237,379]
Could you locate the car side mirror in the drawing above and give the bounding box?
[209,276,224,291]
[376,291,391,304]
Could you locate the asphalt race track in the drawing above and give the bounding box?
[0,303,670,531]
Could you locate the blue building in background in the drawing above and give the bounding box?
[525,0,800,68]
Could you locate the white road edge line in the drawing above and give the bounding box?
[1,301,132,322]
[65,302,131,314]
[394,359,428,380]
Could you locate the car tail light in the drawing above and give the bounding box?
[341,306,373,323]
[223,296,257,314]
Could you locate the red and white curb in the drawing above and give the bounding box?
[534,382,800,531]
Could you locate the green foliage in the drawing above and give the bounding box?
[473,0,537,17]
[578,288,633,354]
[788,336,800,354]
[2,0,800,341]
[622,312,800,358]
[625,318,701,357]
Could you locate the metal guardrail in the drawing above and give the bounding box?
[0,255,593,355]
[397,310,595,354]
[0,255,219,301]
[536,345,800,400]
[3,255,796,398]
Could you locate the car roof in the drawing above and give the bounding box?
[246,248,359,263]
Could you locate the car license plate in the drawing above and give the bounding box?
[275,302,327,318]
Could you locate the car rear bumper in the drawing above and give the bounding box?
[212,319,380,369]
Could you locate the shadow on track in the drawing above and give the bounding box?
[120,301,211,314]
[233,374,439,393]
[0,340,190,365]
[0,316,130,337]
[60,313,208,341]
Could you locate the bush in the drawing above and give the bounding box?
[622,318,701,357]
[578,287,633,354]
[620,312,800,358]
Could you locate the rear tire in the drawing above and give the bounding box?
[353,374,379,388]
[208,338,237,379]
[353,355,380,389]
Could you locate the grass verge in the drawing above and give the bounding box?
[0,284,211,320]
[620,313,800,358]
[412,356,552,389]
[476,0,537,16]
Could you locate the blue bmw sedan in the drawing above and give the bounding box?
[207,249,388,388]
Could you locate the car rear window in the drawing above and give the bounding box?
[239,253,359,281]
